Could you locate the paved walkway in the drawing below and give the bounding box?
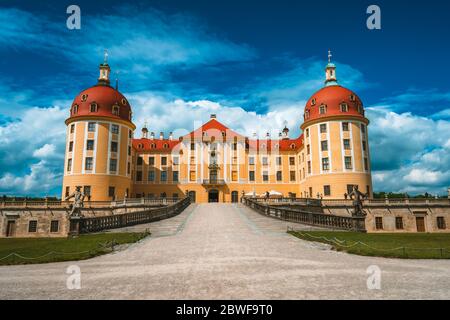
[1,203,449,299]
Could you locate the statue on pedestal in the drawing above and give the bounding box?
[348,185,367,217]
[65,186,85,217]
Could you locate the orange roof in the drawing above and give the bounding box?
[184,118,243,140]
[132,138,180,152]
[246,134,304,152]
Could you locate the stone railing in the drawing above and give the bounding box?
[243,197,365,232]
[321,198,450,208]
[0,197,181,209]
[76,197,191,234]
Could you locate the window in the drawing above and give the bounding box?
[109,159,117,172]
[345,156,352,170]
[307,161,311,174]
[362,141,367,151]
[50,220,59,233]
[70,124,75,133]
[309,187,313,198]
[290,171,296,181]
[149,157,155,166]
[375,217,383,230]
[233,143,237,151]
[307,145,310,155]
[28,221,37,233]
[320,123,327,133]
[249,171,255,181]
[83,186,91,196]
[137,156,143,166]
[289,157,295,166]
[306,128,309,137]
[127,162,130,174]
[148,171,155,182]
[350,94,356,101]
[276,157,282,166]
[121,98,127,106]
[67,159,72,172]
[322,157,330,171]
[232,171,238,181]
[360,124,366,134]
[364,157,369,171]
[72,104,78,115]
[161,171,167,182]
[319,105,327,114]
[111,124,119,134]
[85,157,93,170]
[347,184,357,195]
[340,103,348,112]
[161,157,167,166]
[342,122,349,131]
[262,171,269,182]
[324,185,331,196]
[343,139,351,150]
[173,171,179,182]
[276,171,282,181]
[112,104,120,116]
[129,130,132,138]
[190,143,195,151]
[69,141,73,152]
[311,98,316,106]
[262,157,268,166]
[437,217,446,229]
[128,146,131,156]
[65,186,70,197]
[110,141,118,153]
[90,103,97,112]
[395,217,404,230]
[249,157,255,165]
[86,140,94,151]
[173,156,179,165]
[321,140,328,151]
[108,186,115,198]
[189,171,196,181]
[304,111,310,119]
[88,122,96,132]
[136,171,142,182]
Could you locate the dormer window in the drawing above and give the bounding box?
[72,104,78,115]
[357,104,364,114]
[340,103,348,112]
[151,143,156,149]
[112,104,120,116]
[304,111,310,120]
[81,94,88,102]
[121,98,127,106]
[290,144,296,149]
[90,102,98,113]
[138,143,143,149]
[319,104,327,114]
[311,98,316,106]
[163,143,168,149]
[350,94,356,102]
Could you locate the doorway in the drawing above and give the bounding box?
[6,221,16,237]
[416,217,426,232]
[188,191,196,203]
[208,189,219,203]
[231,191,239,203]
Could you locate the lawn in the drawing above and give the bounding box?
[0,232,149,265]
[288,231,450,259]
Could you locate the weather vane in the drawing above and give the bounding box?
[104,49,108,64]
[328,49,332,63]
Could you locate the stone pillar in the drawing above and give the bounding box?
[69,217,81,236]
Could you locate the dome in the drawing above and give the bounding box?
[68,85,133,124]
[302,85,366,125]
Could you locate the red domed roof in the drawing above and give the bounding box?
[303,85,366,126]
[67,85,133,124]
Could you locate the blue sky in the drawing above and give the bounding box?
[0,0,449,196]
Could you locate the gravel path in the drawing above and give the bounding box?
[0,203,449,299]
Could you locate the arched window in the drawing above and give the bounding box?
[81,94,88,102]
[90,102,98,113]
[319,104,327,114]
[304,111,310,120]
[121,98,127,106]
[72,104,78,115]
[151,143,156,149]
[350,94,356,102]
[311,98,316,106]
[163,143,168,149]
[290,144,296,149]
[112,104,120,116]
[340,103,348,112]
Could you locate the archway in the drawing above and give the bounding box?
[231,191,239,203]
[208,189,219,203]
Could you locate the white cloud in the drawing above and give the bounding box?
[32,143,56,159]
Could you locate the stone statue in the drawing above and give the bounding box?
[348,185,367,217]
[65,186,85,217]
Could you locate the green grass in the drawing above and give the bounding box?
[0,232,149,265]
[289,231,450,259]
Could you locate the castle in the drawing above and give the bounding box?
[62,53,373,203]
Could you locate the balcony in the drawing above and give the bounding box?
[202,179,226,185]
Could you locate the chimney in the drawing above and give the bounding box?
[210,114,217,119]
[150,132,154,140]
[160,132,164,140]
[169,132,173,140]
[141,127,148,139]
[266,132,270,139]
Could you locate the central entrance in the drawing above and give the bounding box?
[208,189,219,203]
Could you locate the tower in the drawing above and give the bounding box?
[300,52,373,198]
[62,54,136,201]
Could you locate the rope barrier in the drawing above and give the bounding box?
[291,230,450,255]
